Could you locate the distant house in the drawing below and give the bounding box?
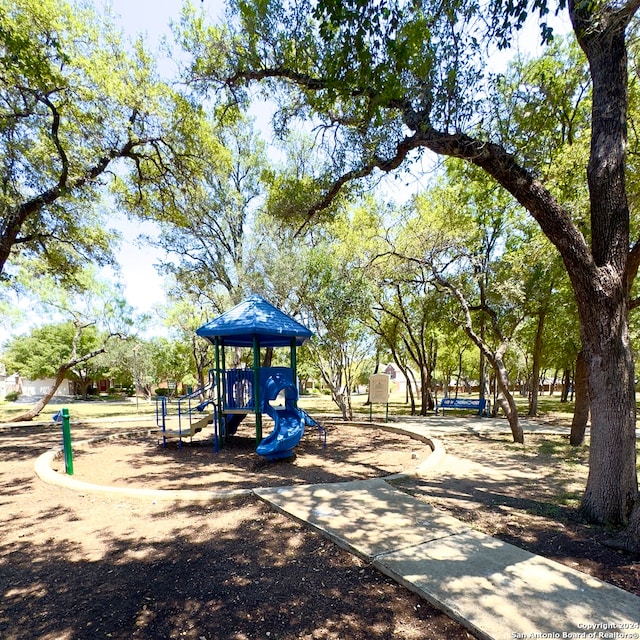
[68,378,115,396]
[5,374,73,398]
[382,363,417,395]
[95,378,112,394]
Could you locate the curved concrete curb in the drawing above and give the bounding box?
[384,436,446,481]
[34,434,254,502]
[321,420,445,481]
[34,422,444,501]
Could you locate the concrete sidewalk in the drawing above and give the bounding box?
[29,412,640,639]
[256,478,640,640]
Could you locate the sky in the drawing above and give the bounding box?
[103,1,201,325]
[5,1,572,338]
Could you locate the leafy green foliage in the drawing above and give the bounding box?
[150,336,195,391]
[291,204,377,416]
[2,322,102,380]
[150,116,262,310]
[487,36,591,178]
[0,0,215,294]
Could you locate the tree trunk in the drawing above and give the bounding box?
[560,368,570,402]
[330,386,352,420]
[262,347,274,368]
[493,355,523,443]
[479,315,487,405]
[605,502,640,553]
[570,350,589,446]
[331,385,350,420]
[455,348,465,397]
[427,338,437,410]
[567,3,639,530]
[394,360,418,416]
[549,369,558,396]
[528,311,545,417]
[419,363,430,415]
[10,366,69,422]
[191,335,208,391]
[579,311,637,524]
[405,365,418,415]
[78,378,92,400]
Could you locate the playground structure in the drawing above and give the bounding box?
[156,295,324,460]
[155,369,218,450]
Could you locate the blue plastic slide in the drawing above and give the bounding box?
[224,413,246,436]
[256,375,305,461]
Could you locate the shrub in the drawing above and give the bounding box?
[5,391,19,402]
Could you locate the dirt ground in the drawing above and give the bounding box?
[57,421,432,491]
[1,419,638,640]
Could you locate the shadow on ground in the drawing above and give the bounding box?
[0,424,470,640]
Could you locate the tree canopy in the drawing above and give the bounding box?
[180,0,640,547]
[0,0,217,290]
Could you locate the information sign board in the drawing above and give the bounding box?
[369,373,390,404]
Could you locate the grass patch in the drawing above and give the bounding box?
[0,399,156,422]
[535,436,590,467]
[537,439,561,456]
[553,489,583,509]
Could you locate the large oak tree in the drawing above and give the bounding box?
[183,0,640,549]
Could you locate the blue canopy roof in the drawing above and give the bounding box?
[195,295,313,348]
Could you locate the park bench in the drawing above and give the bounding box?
[436,397,488,417]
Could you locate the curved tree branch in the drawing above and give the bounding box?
[40,93,69,187]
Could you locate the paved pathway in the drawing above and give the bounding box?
[28,413,640,640]
[257,479,639,640]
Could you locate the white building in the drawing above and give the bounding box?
[4,374,73,399]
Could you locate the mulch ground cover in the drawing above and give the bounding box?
[0,422,472,640]
[1,420,638,640]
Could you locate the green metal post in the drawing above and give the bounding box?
[253,334,262,444]
[290,338,297,406]
[61,407,74,475]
